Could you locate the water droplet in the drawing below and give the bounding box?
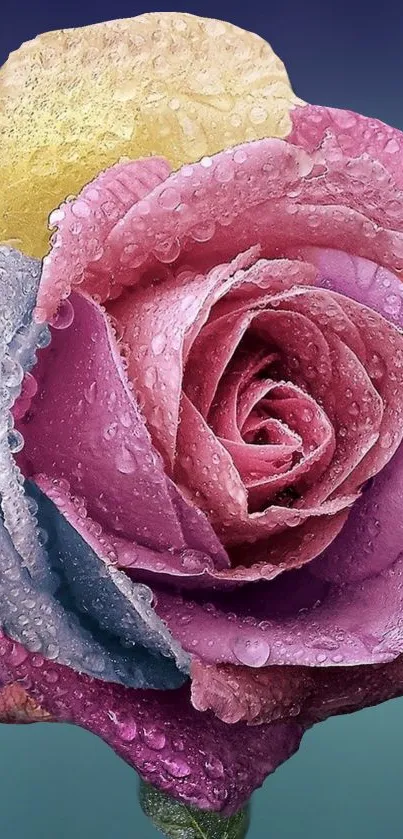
[153,238,181,264]
[151,333,166,355]
[37,527,48,546]
[380,431,394,449]
[115,718,138,742]
[8,429,24,453]
[84,381,97,404]
[49,208,65,226]
[249,105,268,125]
[232,636,270,667]
[214,159,235,183]
[1,356,23,388]
[158,188,181,210]
[180,550,207,571]
[8,644,28,666]
[163,756,191,778]
[50,299,75,330]
[116,444,136,474]
[104,422,118,440]
[204,756,224,779]
[44,669,59,684]
[141,726,167,750]
[36,326,52,349]
[71,200,91,219]
[120,412,132,428]
[43,642,60,660]
[190,221,215,243]
[234,149,248,164]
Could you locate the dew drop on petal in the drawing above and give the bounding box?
[115,719,138,742]
[151,333,167,355]
[116,444,136,474]
[232,636,271,667]
[163,756,192,778]
[50,299,75,330]
[204,755,225,779]
[141,726,167,750]
[7,429,24,453]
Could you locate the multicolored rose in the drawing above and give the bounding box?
[2,11,403,820]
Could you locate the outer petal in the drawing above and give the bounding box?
[191,660,314,725]
[0,633,303,815]
[288,104,403,188]
[57,129,403,308]
[190,654,403,728]
[155,536,403,668]
[36,157,172,321]
[0,12,300,257]
[32,479,190,674]
[0,249,187,687]
[0,248,52,587]
[0,512,182,689]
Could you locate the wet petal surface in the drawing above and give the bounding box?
[0,632,303,814]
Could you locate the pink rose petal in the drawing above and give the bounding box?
[107,250,257,470]
[190,653,403,727]
[36,157,172,321]
[19,291,228,573]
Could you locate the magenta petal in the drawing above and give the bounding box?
[0,632,303,814]
[36,472,228,588]
[190,654,403,728]
[18,291,227,572]
[20,291,183,551]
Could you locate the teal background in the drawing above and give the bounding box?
[1,699,403,837]
[2,0,403,836]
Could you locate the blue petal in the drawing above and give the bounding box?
[0,247,53,587]
[31,481,190,673]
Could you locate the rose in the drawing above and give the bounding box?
[3,13,403,820]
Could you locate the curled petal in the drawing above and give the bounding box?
[155,512,403,667]
[107,249,257,469]
[36,157,172,322]
[191,654,403,727]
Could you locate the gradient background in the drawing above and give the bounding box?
[1,1,403,837]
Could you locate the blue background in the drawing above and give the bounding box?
[1,1,403,836]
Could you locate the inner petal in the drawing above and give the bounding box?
[237,381,335,511]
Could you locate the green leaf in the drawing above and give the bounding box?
[139,780,251,839]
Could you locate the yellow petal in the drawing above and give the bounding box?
[0,12,302,258]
